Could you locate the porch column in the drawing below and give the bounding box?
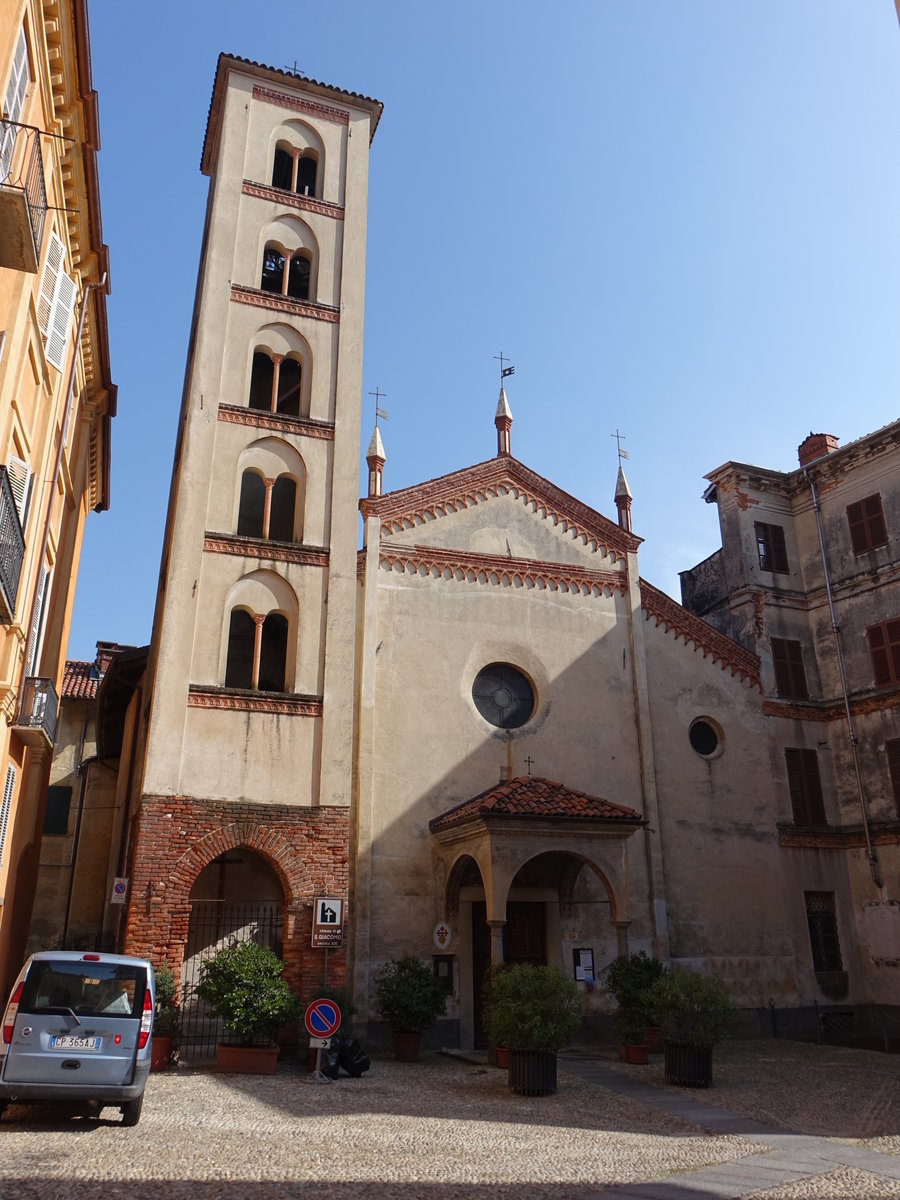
[615,921,631,958]
[488,919,506,965]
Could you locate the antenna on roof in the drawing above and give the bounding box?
[369,386,389,427]
[493,351,515,384]
[611,429,629,462]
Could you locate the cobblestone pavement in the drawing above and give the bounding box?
[0,1041,897,1198]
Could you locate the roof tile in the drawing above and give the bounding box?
[429,776,642,832]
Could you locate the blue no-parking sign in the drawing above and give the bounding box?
[304,998,341,1038]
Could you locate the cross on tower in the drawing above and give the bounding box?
[493,351,515,383]
[369,387,389,426]
[611,429,629,462]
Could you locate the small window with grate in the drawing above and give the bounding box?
[755,522,789,574]
[784,748,826,826]
[804,891,843,973]
[771,638,809,700]
[846,494,887,555]
[43,785,72,836]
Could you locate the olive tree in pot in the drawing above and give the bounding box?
[373,954,447,1061]
[647,968,734,1087]
[151,963,180,1071]
[483,963,582,1096]
[196,941,299,1074]
[605,951,666,1060]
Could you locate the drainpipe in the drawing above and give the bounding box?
[803,467,883,891]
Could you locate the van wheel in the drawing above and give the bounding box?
[120,1094,143,1127]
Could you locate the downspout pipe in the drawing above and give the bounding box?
[803,466,883,890]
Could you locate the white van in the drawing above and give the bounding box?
[0,951,155,1126]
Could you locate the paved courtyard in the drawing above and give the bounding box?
[0,1040,898,1198]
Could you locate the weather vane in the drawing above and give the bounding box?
[611,429,629,462]
[493,351,515,384]
[369,386,389,427]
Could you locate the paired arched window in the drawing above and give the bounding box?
[260,243,311,301]
[271,146,318,197]
[225,608,288,693]
[236,469,297,542]
[248,351,302,416]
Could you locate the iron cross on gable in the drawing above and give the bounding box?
[525,756,535,776]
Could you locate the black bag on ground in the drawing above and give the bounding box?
[337,1035,370,1077]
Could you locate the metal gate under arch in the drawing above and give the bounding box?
[179,900,284,1060]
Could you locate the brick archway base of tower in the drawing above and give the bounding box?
[122,794,349,1009]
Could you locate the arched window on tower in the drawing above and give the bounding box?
[261,245,286,294]
[272,147,293,191]
[260,244,311,302]
[287,254,310,301]
[224,607,289,693]
[296,155,317,197]
[224,609,255,689]
[247,352,304,417]
[271,144,318,197]
[237,471,266,538]
[235,470,298,543]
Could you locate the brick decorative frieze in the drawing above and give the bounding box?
[203,533,329,568]
[217,404,335,440]
[360,456,641,563]
[640,579,761,689]
[778,822,900,849]
[230,284,340,323]
[187,685,323,716]
[123,794,350,1006]
[763,688,900,722]
[252,84,350,126]
[367,543,627,598]
[242,180,344,220]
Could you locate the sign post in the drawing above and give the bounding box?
[304,998,342,1084]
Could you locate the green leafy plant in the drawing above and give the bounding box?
[196,941,299,1046]
[153,963,180,1040]
[605,952,666,1042]
[373,954,447,1033]
[483,963,582,1053]
[648,968,734,1047]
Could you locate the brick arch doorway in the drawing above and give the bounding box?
[181,847,284,1060]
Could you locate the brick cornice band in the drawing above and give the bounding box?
[242,180,344,220]
[217,404,335,440]
[203,533,329,567]
[230,284,340,323]
[252,84,350,126]
[187,685,323,716]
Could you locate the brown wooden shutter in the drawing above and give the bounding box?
[772,638,808,700]
[785,748,825,825]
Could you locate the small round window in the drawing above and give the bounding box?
[472,663,535,729]
[689,718,721,757]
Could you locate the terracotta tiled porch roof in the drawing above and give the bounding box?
[61,660,100,700]
[429,776,642,832]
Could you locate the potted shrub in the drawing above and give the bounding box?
[373,954,447,1061]
[196,941,299,1074]
[151,962,180,1071]
[482,963,513,1068]
[483,963,582,1096]
[605,952,666,1056]
[648,967,734,1087]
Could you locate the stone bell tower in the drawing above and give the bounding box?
[124,56,382,1017]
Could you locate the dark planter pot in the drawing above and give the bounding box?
[150,1035,173,1071]
[508,1048,557,1096]
[216,1044,279,1075]
[391,1031,422,1062]
[664,1040,713,1087]
[625,1043,648,1065]
[493,1046,509,1069]
[645,1025,665,1053]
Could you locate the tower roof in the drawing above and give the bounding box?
[495,387,512,421]
[367,425,385,460]
[615,463,632,500]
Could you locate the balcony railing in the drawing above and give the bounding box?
[13,677,58,748]
[0,121,47,272]
[0,466,25,624]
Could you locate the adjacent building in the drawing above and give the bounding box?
[0,0,115,1001]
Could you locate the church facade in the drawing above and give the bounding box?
[115,55,897,1053]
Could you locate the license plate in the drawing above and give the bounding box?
[50,1035,101,1051]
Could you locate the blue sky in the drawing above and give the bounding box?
[68,1,900,660]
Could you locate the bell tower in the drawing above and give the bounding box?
[124,56,382,1008]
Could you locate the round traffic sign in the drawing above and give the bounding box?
[304,998,341,1038]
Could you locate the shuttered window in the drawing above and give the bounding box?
[37,233,77,371]
[771,638,809,700]
[24,563,48,675]
[846,494,888,555]
[755,522,789,574]
[886,739,900,819]
[6,454,32,525]
[867,619,900,687]
[0,763,16,870]
[0,28,29,180]
[785,748,826,826]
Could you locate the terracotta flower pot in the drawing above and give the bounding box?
[625,1043,649,1065]
[216,1044,279,1074]
[150,1035,173,1071]
[391,1031,422,1062]
[494,1046,509,1069]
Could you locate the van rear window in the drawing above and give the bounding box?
[20,961,147,1018]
